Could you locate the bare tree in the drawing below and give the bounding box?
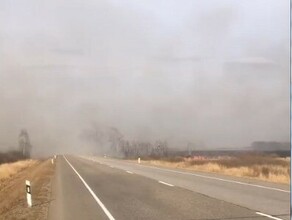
[108,127,123,154]
[18,129,32,158]
[151,140,168,157]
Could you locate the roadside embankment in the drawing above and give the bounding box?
[0,158,55,219]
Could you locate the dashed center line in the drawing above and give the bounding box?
[158,181,174,187]
[256,212,283,220]
[126,171,133,174]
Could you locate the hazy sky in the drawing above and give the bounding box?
[0,0,289,155]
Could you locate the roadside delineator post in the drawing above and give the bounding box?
[54,155,57,159]
[25,180,32,207]
[138,157,141,164]
[51,158,54,164]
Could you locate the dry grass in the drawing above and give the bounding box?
[142,155,290,184]
[0,159,38,181]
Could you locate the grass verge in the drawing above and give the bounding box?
[0,160,38,182]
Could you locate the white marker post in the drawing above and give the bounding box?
[138,157,141,164]
[54,155,57,159]
[51,158,54,164]
[25,180,32,207]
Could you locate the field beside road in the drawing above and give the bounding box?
[0,160,38,181]
[138,154,290,184]
[0,159,55,219]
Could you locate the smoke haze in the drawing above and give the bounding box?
[0,0,289,155]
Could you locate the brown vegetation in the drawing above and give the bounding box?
[0,159,38,181]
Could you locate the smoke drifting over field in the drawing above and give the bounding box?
[0,0,289,155]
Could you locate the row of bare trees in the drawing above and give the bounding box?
[81,124,168,158]
[119,140,168,158]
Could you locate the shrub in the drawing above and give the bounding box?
[261,167,270,178]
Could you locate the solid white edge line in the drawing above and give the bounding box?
[137,164,290,193]
[126,171,133,174]
[158,181,174,187]
[256,212,283,220]
[63,155,115,220]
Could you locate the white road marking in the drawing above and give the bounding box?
[63,156,115,220]
[256,212,283,220]
[126,171,133,174]
[136,164,290,193]
[158,181,174,187]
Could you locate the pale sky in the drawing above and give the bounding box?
[0,0,289,154]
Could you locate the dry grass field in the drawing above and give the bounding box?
[0,160,38,181]
[141,154,290,184]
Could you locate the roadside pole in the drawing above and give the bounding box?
[25,180,32,207]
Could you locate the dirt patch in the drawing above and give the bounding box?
[0,159,55,220]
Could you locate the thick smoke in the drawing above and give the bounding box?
[0,0,289,156]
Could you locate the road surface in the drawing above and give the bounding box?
[48,155,290,220]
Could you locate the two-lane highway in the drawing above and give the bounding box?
[48,155,290,220]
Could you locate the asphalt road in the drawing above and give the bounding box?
[48,155,290,220]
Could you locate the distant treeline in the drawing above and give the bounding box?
[106,139,290,158]
[114,140,290,158]
[81,126,169,158]
[82,125,290,158]
[251,141,290,151]
[0,150,26,164]
[168,149,290,158]
[118,140,168,158]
